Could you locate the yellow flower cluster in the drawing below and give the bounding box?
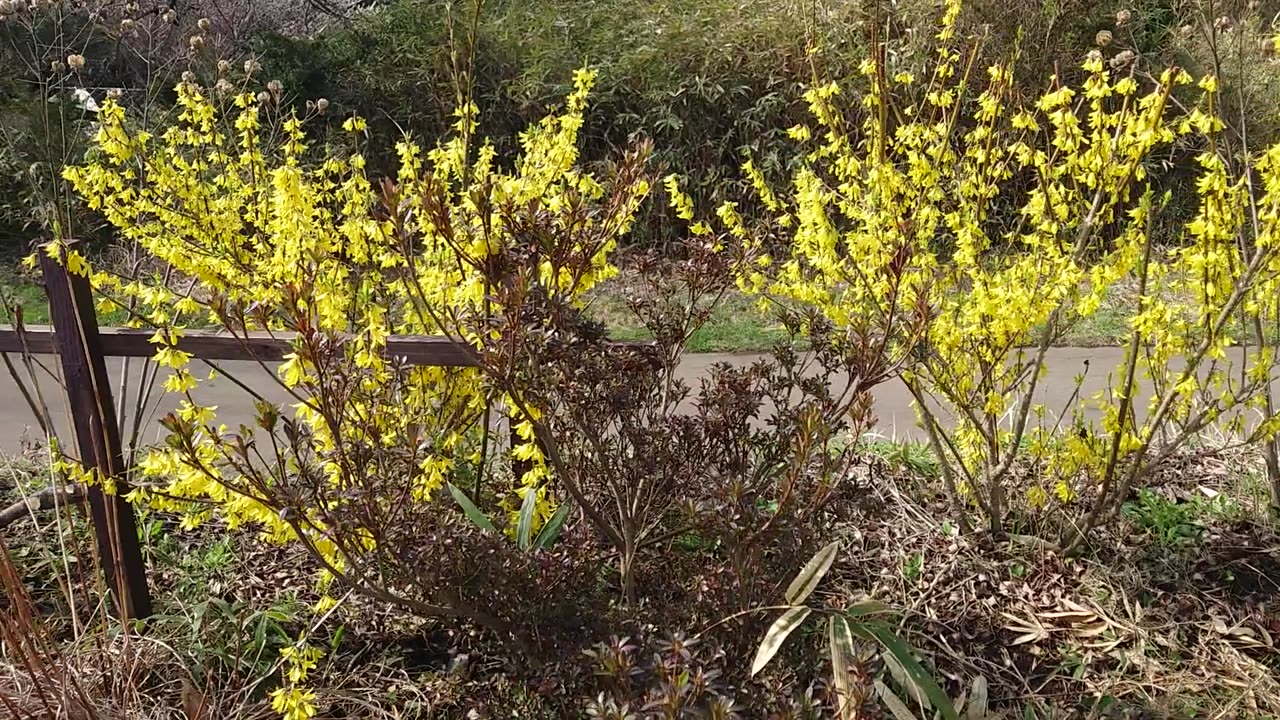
[269,642,324,720]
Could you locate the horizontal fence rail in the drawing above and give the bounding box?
[0,326,480,366]
[0,327,656,366]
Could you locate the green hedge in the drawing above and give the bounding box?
[253,0,1274,247]
[254,0,872,246]
[5,0,1278,251]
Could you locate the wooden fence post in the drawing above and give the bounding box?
[39,241,152,621]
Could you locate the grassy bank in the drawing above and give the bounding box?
[584,269,1147,353]
[0,265,1219,353]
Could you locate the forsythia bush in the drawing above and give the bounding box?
[62,67,644,631]
[709,0,1280,544]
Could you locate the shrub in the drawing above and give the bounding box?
[694,0,1280,549]
[0,0,354,254]
[63,52,890,638]
[62,68,636,649]
[581,634,742,719]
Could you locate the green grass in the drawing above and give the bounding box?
[0,267,51,325]
[584,281,786,353]
[5,256,1275,356]
[0,263,164,327]
[586,263,1280,353]
[860,438,941,478]
[1063,302,1132,347]
[0,266,1146,352]
[584,272,1144,353]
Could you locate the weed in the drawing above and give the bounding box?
[902,552,924,585]
[150,596,297,679]
[864,439,940,479]
[1122,489,1204,548]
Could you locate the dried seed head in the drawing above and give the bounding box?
[197,17,210,31]
[267,79,282,95]
[1179,24,1194,38]
[1086,49,1103,63]
[256,90,271,104]
[162,8,175,23]
[50,59,65,73]
[189,34,204,50]
[215,78,233,95]
[181,70,196,84]
[1214,16,1233,32]
[1096,30,1113,47]
[66,53,85,70]
[244,59,260,75]
[119,18,134,32]
[1109,49,1137,69]
[315,97,329,112]
[107,88,122,100]
[217,59,230,74]
[1115,9,1131,27]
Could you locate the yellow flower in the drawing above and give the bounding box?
[1053,480,1077,504]
[1027,486,1049,509]
[269,687,318,720]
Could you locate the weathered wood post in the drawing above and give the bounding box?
[39,240,152,621]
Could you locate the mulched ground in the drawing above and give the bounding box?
[3,446,1279,718]
[847,449,1280,719]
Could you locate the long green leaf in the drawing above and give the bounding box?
[329,625,347,654]
[516,486,539,550]
[874,680,921,720]
[533,501,572,549]
[882,647,929,709]
[864,621,958,720]
[844,600,890,618]
[829,616,856,720]
[751,607,811,676]
[447,483,496,533]
[785,540,840,605]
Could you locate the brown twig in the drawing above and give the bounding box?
[0,483,85,529]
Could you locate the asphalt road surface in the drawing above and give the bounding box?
[0,346,1269,454]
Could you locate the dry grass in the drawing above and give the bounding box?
[4,441,1280,718]
[850,442,1280,719]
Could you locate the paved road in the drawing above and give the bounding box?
[0,346,1269,454]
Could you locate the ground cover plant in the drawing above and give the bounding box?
[2,0,1280,718]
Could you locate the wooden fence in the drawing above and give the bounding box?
[0,241,525,623]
